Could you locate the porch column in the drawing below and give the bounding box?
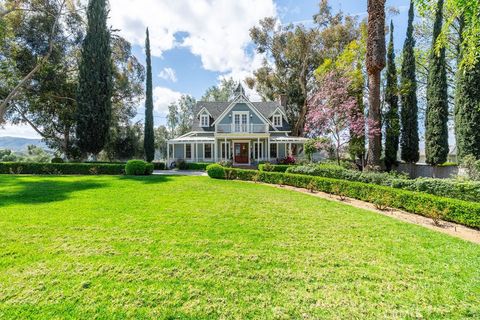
[167,142,170,166]
[224,137,227,161]
[257,137,260,161]
[214,139,217,162]
[267,138,270,162]
[288,143,292,157]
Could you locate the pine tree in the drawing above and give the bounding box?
[400,1,419,164]
[76,0,112,158]
[384,21,400,171]
[425,0,449,165]
[144,28,155,162]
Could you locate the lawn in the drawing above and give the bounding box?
[0,175,479,319]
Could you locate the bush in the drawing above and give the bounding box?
[125,160,153,176]
[186,162,210,171]
[218,168,480,229]
[279,156,296,165]
[51,157,64,163]
[461,155,480,180]
[258,163,294,173]
[152,162,166,170]
[176,159,188,170]
[206,164,225,179]
[0,162,125,175]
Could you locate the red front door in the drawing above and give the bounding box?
[234,143,249,164]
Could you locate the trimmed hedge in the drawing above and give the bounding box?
[125,160,154,175]
[152,162,166,170]
[258,164,295,172]
[214,168,480,229]
[186,162,210,171]
[0,162,125,175]
[206,164,225,179]
[288,164,480,203]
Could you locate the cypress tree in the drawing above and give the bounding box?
[384,21,400,171]
[455,57,480,160]
[400,1,419,164]
[144,28,155,162]
[425,0,449,166]
[76,0,112,158]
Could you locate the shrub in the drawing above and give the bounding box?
[51,157,64,163]
[216,169,480,229]
[461,154,480,180]
[176,159,188,170]
[0,162,125,175]
[125,160,153,176]
[206,164,225,179]
[259,163,294,173]
[218,160,233,168]
[279,156,296,165]
[186,162,210,171]
[152,162,165,170]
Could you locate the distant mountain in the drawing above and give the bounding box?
[0,136,49,152]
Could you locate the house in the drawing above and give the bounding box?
[166,84,308,167]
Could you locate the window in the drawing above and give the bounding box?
[254,142,263,159]
[204,144,212,159]
[200,114,209,127]
[185,144,192,159]
[221,142,231,159]
[233,111,249,132]
[270,143,277,158]
[273,114,282,127]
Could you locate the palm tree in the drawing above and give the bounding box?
[366,0,386,168]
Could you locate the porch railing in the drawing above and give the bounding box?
[216,123,268,133]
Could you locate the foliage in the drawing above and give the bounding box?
[125,160,153,176]
[201,78,237,102]
[0,162,125,175]
[460,154,480,180]
[51,157,64,163]
[152,162,166,170]
[103,122,144,161]
[186,162,210,171]
[454,48,480,159]
[425,0,449,166]
[166,95,196,137]
[247,5,360,136]
[400,2,420,164]
[154,125,169,160]
[206,164,225,179]
[176,159,187,170]
[220,168,480,229]
[384,20,400,171]
[76,0,112,157]
[258,164,294,173]
[217,160,233,168]
[279,156,296,165]
[144,28,155,163]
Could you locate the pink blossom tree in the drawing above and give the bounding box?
[305,71,377,164]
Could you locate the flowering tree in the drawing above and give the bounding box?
[305,71,376,164]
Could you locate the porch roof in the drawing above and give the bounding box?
[270,136,308,143]
[169,136,215,143]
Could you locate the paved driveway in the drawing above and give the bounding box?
[153,170,207,176]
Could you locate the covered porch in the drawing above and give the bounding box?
[167,136,307,167]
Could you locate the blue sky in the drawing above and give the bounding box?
[1,0,411,138]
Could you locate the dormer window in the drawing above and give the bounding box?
[200,114,210,127]
[273,114,282,127]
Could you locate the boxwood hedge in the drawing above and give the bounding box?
[0,162,125,175]
[212,168,480,229]
[258,164,295,172]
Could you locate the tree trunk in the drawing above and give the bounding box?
[293,99,308,137]
[366,0,386,168]
[367,71,382,167]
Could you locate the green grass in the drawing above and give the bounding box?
[0,175,479,319]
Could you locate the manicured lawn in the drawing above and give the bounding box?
[0,175,479,319]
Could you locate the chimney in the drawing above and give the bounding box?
[279,94,288,108]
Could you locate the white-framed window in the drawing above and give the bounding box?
[273,114,282,127]
[254,142,263,159]
[200,114,210,127]
[185,144,192,159]
[204,144,212,159]
[221,142,231,159]
[270,143,277,158]
[232,111,249,132]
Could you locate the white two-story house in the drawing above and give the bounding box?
[166,84,307,167]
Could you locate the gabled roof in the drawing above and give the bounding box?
[191,100,291,132]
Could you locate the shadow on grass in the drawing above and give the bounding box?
[119,174,173,184]
[0,177,106,208]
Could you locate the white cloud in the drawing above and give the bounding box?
[0,123,42,139]
[158,67,177,82]
[109,0,277,74]
[153,86,183,115]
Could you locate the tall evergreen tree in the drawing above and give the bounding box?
[144,28,155,162]
[425,0,449,166]
[76,0,112,158]
[400,1,419,164]
[455,39,480,159]
[384,21,400,171]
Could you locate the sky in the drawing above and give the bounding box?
[0,0,411,139]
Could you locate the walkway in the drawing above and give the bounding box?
[153,170,207,176]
